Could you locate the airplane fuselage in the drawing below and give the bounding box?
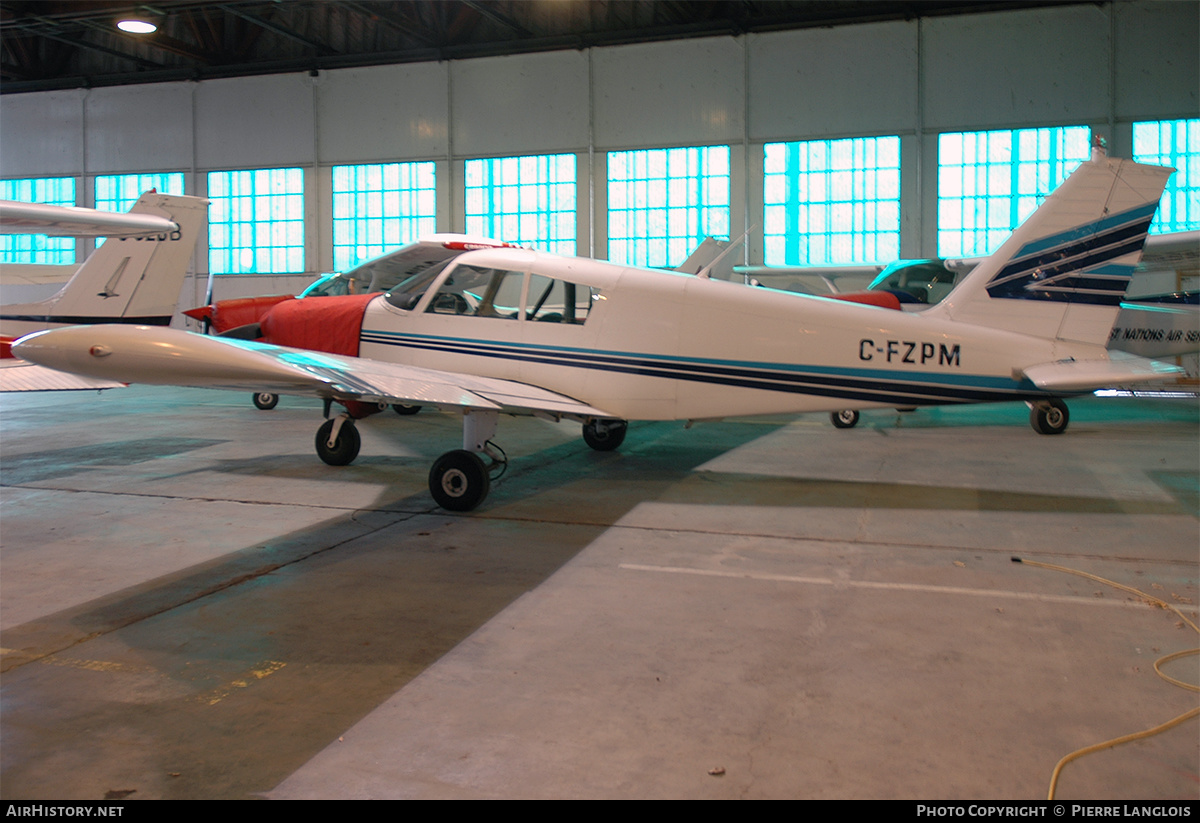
[344,247,1097,422]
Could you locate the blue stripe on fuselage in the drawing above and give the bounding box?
[359,330,1053,407]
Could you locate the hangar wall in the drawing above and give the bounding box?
[0,0,1195,308]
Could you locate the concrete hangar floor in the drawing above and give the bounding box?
[0,384,1196,800]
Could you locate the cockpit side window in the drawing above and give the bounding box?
[425,265,524,319]
[526,273,596,324]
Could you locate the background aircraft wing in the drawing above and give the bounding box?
[0,200,178,237]
[733,264,884,294]
[13,325,615,418]
[0,359,125,392]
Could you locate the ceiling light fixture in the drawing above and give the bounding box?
[116,18,157,34]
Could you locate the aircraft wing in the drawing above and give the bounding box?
[0,200,178,237]
[11,325,614,418]
[1019,351,1184,392]
[733,264,884,294]
[0,359,125,392]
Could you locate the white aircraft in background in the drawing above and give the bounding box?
[0,191,208,390]
[14,149,1182,511]
[739,233,1200,362]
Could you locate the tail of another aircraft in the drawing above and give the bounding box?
[0,192,208,336]
[926,148,1173,346]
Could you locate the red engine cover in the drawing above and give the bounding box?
[260,293,377,356]
[184,294,296,333]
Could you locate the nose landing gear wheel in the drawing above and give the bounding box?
[315,418,361,465]
[429,450,491,511]
[831,409,860,428]
[393,403,421,415]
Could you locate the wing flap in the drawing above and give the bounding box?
[0,359,125,392]
[1020,351,1184,391]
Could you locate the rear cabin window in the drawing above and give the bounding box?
[526,273,596,324]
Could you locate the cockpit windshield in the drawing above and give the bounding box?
[383,258,455,311]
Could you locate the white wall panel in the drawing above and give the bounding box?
[84,83,194,174]
[452,51,589,157]
[924,5,1110,130]
[1114,1,1198,120]
[749,22,918,141]
[317,63,449,163]
[194,74,315,170]
[0,91,85,178]
[593,37,744,149]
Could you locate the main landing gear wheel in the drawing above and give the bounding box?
[831,409,860,429]
[253,392,279,410]
[582,419,628,451]
[429,449,491,511]
[1030,399,1069,435]
[315,418,361,465]
[392,403,422,416]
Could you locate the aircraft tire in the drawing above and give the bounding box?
[315,418,361,465]
[1030,399,1069,435]
[831,409,860,429]
[429,449,490,511]
[392,403,422,416]
[582,419,627,451]
[253,392,279,410]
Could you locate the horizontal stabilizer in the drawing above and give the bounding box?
[1019,351,1183,391]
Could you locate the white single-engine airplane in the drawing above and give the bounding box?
[13,149,1182,511]
[0,191,208,390]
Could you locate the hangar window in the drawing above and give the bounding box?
[93,173,186,245]
[937,126,1090,258]
[0,177,76,264]
[1133,119,1199,234]
[207,168,304,275]
[607,145,730,269]
[763,136,900,266]
[332,162,437,271]
[94,173,186,211]
[465,154,576,255]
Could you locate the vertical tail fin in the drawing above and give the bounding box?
[927,150,1173,346]
[8,192,208,327]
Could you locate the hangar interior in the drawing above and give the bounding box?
[1,0,1198,801]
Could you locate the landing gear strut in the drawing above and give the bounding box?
[428,409,505,512]
[1029,399,1069,435]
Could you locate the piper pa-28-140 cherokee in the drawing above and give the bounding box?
[14,149,1183,511]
